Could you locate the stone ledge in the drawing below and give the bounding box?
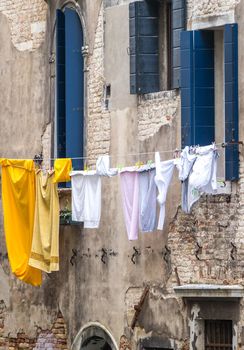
[174,284,244,298]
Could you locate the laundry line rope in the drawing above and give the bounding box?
[33,141,237,162]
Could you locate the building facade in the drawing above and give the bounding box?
[0,0,244,349]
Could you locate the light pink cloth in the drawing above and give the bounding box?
[120,171,139,241]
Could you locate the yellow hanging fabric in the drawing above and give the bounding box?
[53,158,72,183]
[0,159,42,286]
[29,170,60,273]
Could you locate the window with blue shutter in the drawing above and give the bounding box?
[171,0,186,88]
[56,10,66,158]
[56,8,84,171]
[129,0,159,94]
[224,23,239,181]
[180,30,215,148]
[180,24,239,181]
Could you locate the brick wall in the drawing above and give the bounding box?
[0,0,47,51]
[0,303,68,350]
[86,4,111,165]
[137,91,180,141]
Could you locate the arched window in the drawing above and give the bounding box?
[72,323,118,350]
[56,7,84,170]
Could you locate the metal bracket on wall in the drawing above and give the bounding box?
[101,248,107,264]
[131,247,141,265]
[131,285,150,330]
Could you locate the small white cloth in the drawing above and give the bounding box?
[70,156,116,228]
[96,155,118,177]
[189,144,217,193]
[154,152,175,230]
[70,170,101,228]
[175,146,197,213]
[180,144,218,213]
[175,146,197,181]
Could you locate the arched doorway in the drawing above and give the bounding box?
[72,322,118,350]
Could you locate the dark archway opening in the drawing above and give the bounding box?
[81,336,112,350]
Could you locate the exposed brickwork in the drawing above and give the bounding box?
[137,91,180,141]
[86,5,111,165]
[187,0,240,19]
[0,0,47,51]
[0,306,68,350]
[167,194,241,288]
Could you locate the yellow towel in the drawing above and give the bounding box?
[29,170,60,273]
[0,159,42,286]
[53,158,72,183]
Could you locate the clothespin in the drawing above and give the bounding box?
[135,161,143,168]
[116,164,123,171]
[84,163,90,171]
[147,159,153,166]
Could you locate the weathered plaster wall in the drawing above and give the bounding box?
[138,91,180,142]
[187,0,241,20]
[0,0,244,349]
[0,0,47,51]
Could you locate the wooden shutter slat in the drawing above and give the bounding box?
[171,0,186,89]
[129,0,159,94]
[224,23,239,180]
[56,9,66,158]
[64,8,84,170]
[180,30,215,147]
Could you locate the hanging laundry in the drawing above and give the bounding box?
[175,146,197,213]
[96,155,118,177]
[187,144,218,212]
[154,153,175,230]
[120,171,139,240]
[0,159,42,286]
[29,170,60,273]
[53,158,72,183]
[71,170,101,228]
[71,156,117,228]
[139,168,157,232]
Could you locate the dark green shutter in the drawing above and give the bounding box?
[129,0,159,94]
[171,0,186,88]
[224,23,239,181]
[56,9,66,158]
[180,30,215,148]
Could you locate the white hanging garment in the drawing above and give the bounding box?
[154,152,175,230]
[96,155,118,177]
[70,170,101,228]
[187,144,218,212]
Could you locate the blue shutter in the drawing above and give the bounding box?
[65,8,84,170]
[171,0,186,88]
[56,10,66,158]
[180,30,194,147]
[180,30,215,147]
[194,31,215,146]
[224,23,239,180]
[129,0,159,94]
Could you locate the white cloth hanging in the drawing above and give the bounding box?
[70,170,101,228]
[154,152,175,230]
[96,155,118,177]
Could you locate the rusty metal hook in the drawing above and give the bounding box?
[131,246,141,265]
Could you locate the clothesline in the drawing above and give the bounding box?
[31,141,239,162]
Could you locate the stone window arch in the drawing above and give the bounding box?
[72,322,118,350]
